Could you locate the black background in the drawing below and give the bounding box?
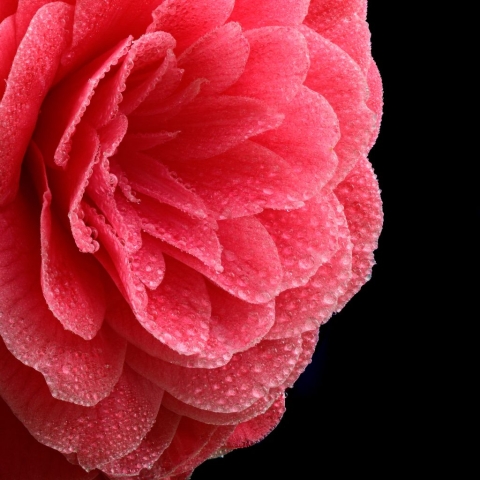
[193,2,417,477]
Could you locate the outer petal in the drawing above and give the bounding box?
[0,1,73,204]
[305,0,366,32]
[0,397,96,480]
[0,342,163,472]
[223,393,285,450]
[258,193,339,291]
[0,185,126,406]
[300,26,375,190]
[335,156,383,309]
[100,406,181,477]
[127,336,302,414]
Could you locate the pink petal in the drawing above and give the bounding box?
[167,425,235,477]
[0,344,163,471]
[0,1,73,204]
[14,0,53,44]
[49,123,102,254]
[148,0,235,53]
[301,25,375,190]
[116,151,210,220]
[334,156,383,310]
[60,0,161,77]
[266,198,353,340]
[128,77,206,130]
[0,189,127,406]
[177,22,249,96]
[304,0,366,32]
[149,95,284,161]
[366,60,384,149]
[161,388,280,426]
[140,418,218,479]
[186,282,276,367]
[282,330,320,389]
[100,406,181,477]
[25,144,107,341]
[131,54,184,116]
[226,26,309,107]
[163,387,285,425]
[130,233,166,291]
[119,32,177,116]
[127,336,302,413]
[156,216,283,304]
[0,397,96,480]
[258,192,340,291]
[255,85,339,201]
[137,196,222,271]
[320,14,372,75]
[167,140,307,219]
[229,0,309,29]
[224,393,285,450]
[35,37,131,168]
[0,14,16,101]
[139,257,212,356]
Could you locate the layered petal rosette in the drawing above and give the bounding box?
[0,0,383,478]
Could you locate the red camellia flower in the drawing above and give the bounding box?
[0,0,383,478]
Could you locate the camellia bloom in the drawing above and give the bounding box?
[0,0,383,478]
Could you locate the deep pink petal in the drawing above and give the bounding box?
[255,85,339,201]
[127,336,302,413]
[177,22,249,96]
[128,77,206,130]
[119,32,177,115]
[0,396,96,480]
[305,0,366,32]
[226,26,309,107]
[167,425,235,477]
[0,14,16,101]
[100,406,181,477]
[0,188,127,406]
[148,0,235,53]
[301,25,375,190]
[258,192,340,291]
[137,196,222,271]
[116,151,210,220]
[282,330,320,389]
[130,233,166,290]
[140,257,212,356]
[167,141,307,219]
[161,388,280,426]
[267,197,353,340]
[35,37,131,168]
[366,60,384,149]
[25,143,107,341]
[0,343,163,471]
[224,393,285,450]
[320,14,372,75]
[155,216,283,304]
[149,95,284,161]
[138,418,218,479]
[334,156,383,309]
[229,0,309,28]
[59,0,161,77]
[0,1,73,204]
